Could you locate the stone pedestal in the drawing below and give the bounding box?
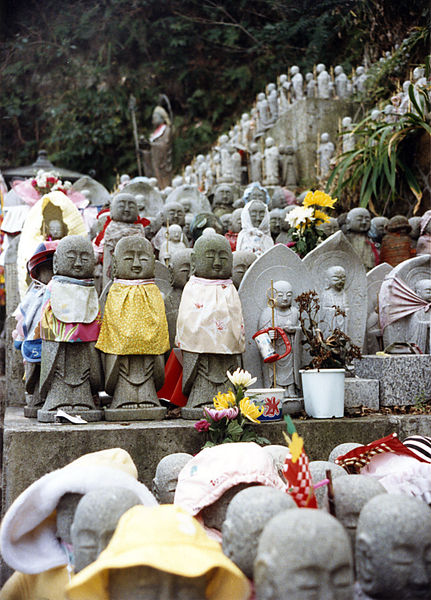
[344,378,379,413]
[267,98,358,187]
[353,355,431,406]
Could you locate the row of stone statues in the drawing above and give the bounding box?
[2,439,431,599]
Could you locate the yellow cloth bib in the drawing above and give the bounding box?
[96,282,169,355]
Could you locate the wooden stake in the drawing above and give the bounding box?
[270,279,277,388]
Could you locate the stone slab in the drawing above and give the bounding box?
[344,378,379,411]
[353,354,431,406]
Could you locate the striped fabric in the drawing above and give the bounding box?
[403,435,431,463]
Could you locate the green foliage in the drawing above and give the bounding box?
[0,0,429,186]
[327,83,431,215]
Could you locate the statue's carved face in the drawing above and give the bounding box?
[168,225,182,243]
[111,195,138,223]
[192,237,232,280]
[416,279,431,303]
[48,219,65,240]
[248,200,266,228]
[114,241,154,280]
[54,237,95,279]
[165,204,185,227]
[273,281,293,309]
[171,259,191,289]
[347,209,370,233]
[269,213,282,236]
[230,209,242,233]
[248,187,266,205]
[214,185,234,207]
[109,567,207,600]
[327,267,346,291]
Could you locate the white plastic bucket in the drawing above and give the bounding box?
[299,369,345,418]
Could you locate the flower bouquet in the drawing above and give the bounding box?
[285,190,337,257]
[31,170,72,196]
[194,368,271,448]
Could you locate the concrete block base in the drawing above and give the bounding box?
[345,378,379,412]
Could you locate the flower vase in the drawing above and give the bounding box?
[299,369,345,418]
[248,388,284,422]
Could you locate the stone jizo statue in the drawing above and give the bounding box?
[317,132,335,178]
[164,248,192,349]
[212,183,235,217]
[152,201,186,252]
[320,265,349,336]
[269,208,284,240]
[158,223,187,266]
[263,137,280,186]
[232,250,256,289]
[308,460,346,508]
[317,63,331,99]
[328,442,362,463]
[346,207,377,271]
[152,453,193,504]
[236,198,274,257]
[141,103,173,189]
[356,494,431,600]
[225,207,243,251]
[47,219,66,241]
[305,72,316,97]
[335,65,349,99]
[38,235,103,422]
[342,116,356,153]
[290,65,304,100]
[175,233,245,418]
[407,278,431,353]
[279,145,298,188]
[254,508,354,600]
[96,235,169,420]
[258,280,301,396]
[249,142,263,183]
[222,486,296,578]
[103,193,144,288]
[71,487,141,572]
[369,216,388,245]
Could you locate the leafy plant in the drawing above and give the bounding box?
[327,81,431,215]
[295,290,362,369]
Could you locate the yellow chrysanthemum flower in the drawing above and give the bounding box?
[213,390,236,410]
[314,209,331,225]
[289,432,304,463]
[239,397,264,423]
[303,190,337,209]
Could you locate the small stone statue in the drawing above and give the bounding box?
[236,197,274,256]
[152,453,193,504]
[342,116,356,153]
[263,137,280,186]
[158,224,187,266]
[232,250,256,289]
[278,74,290,113]
[222,486,296,578]
[308,460,346,508]
[258,280,301,396]
[256,92,271,133]
[305,72,317,97]
[96,235,169,420]
[409,216,422,248]
[212,183,235,217]
[164,248,192,348]
[279,145,298,188]
[407,278,431,353]
[320,266,349,336]
[66,505,250,600]
[269,208,284,240]
[334,65,349,99]
[317,132,335,178]
[249,142,263,183]
[71,487,142,572]
[368,216,388,247]
[328,442,362,463]
[417,210,431,256]
[317,63,331,99]
[356,494,431,600]
[379,215,415,267]
[175,233,245,417]
[290,65,304,100]
[38,235,103,422]
[152,201,186,252]
[354,66,368,94]
[345,207,378,271]
[103,193,145,288]
[254,508,354,600]
[225,207,243,251]
[141,102,173,189]
[324,475,386,549]
[231,147,242,185]
[317,216,340,237]
[267,83,278,124]
[240,112,252,148]
[47,219,66,241]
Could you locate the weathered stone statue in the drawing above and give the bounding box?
[152,453,193,504]
[236,198,274,257]
[152,201,186,252]
[317,132,335,178]
[222,486,295,578]
[417,210,431,256]
[71,487,142,572]
[258,280,301,396]
[317,63,331,98]
[354,66,368,94]
[269,208,284,240]
[320,266,349,336]
[249,142,263,183]
[263,137,280,186]
[305,72,317,97]
[356,494,431,600]
[345,207,378,271]
[158,224,187,266]
[254,508,354,600]
[256,92,271,133]
[103,193,145,288]
[317,216,340,237]
[175,233,245,418]
[328,442,362,463]
[380,215,415,267]
[66,505,250,600]
[232,250,256,289]
[141,103,173,189]
[231,147,242,185]
[342,116,356,153]
[335,65,349,99]
[324,475,386,549]
[278,74,290,113]
[365,262,392,354]
[225,207,243,251]
[407,278,431,353]
[47,219,66,241]
[212,183,235,217]
[164,248,192,348]
[38,235,103,422]
[290,65,304,100]
[279,145,298,188]
[409,216,422,248]
[308,460,346,508]
[369,216,388,247]
[96,236,169,420]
